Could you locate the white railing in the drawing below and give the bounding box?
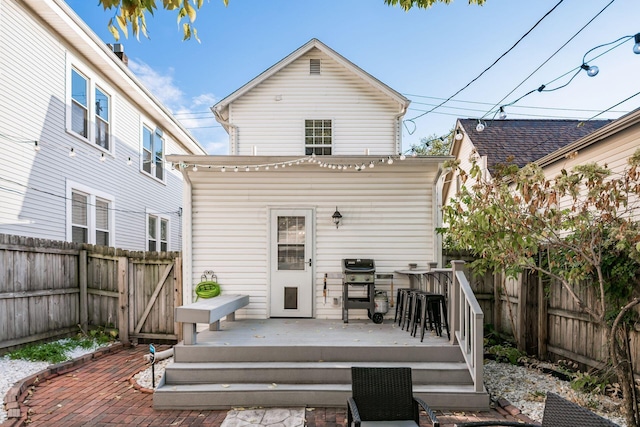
[449,260,484,392]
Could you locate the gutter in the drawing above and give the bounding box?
[212,106,239,154]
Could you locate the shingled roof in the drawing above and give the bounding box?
[457,119,612,171]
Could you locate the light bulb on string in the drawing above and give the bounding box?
[192,164,198,172]
[369,162,375,168]
[221,166,226,172]
[581,63,599,77]
[387,157,394,165]
[127,157,132,166]
[455,130,463,141]
[69,148,76,157]
[100,153,106,162]
[34,141,41,151]
[245,166,250,172]
[234,166,238,172]
[399,153,406,161]
[476,121,485,132]
[498,107,507,120]
[633,33,640,54]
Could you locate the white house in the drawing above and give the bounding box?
[170,39,450,319]
[0,0,207,251]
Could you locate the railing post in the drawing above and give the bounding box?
[450,260,464,345]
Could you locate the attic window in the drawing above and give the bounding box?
[310,59,321,75]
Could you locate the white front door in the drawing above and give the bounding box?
[269,209,314,317]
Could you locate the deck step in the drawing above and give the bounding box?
[164,361,473,385]
[173,343,465,363]
[153,381,489,411]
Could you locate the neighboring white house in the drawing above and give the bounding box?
[441,118,611,209]
[169,39,450,319]
[0,0,207,251]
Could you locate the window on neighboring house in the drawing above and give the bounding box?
[305,119,332,155]
[71,69,88,138]
[142,126,165,181]
[69,66,112,151]
[68,183,114,246]
[310,59,320,75]
[148,214,169,251]
[95,87,110,150]
[71,191,88,243]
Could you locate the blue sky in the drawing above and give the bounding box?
[65,0,640,155]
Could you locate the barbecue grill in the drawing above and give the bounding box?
[342,258,383,324]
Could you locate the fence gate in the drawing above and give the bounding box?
[127,256,182,343]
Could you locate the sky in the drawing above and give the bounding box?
[64,0,640,155]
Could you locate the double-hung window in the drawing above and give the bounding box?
[69,65,112,151]
[142,126,164,181]
[67,182,114,246]
[147,213,169,251]
[305,119,332,155]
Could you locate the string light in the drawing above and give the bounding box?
[192,164,198,172]
[498,107,507,120]
[476,121,485,132]
[69,148,76,157]
[100,153,106,162]
[455,130,464,141]
[34,141,41,151]
[634,33,640,54]
[127,157,132,165]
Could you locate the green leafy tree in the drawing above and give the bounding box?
[384,0,485,11]
[97,0,485,41]
[443,150,640,426]
[411,132,452,156]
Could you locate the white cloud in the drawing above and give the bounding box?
[128,59,228,154]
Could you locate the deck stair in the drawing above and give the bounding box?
[153,319,489,411]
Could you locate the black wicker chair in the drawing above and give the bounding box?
[455,391,619,427]
[347,367,439,426]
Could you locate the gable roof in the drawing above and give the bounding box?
[457,118,612,171]
[212,38,410,125]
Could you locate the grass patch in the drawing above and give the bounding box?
[8,327,116,364]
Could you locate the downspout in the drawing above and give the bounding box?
[212,106,239,155]
[394,103,408,154]
[178,165,194,305]
[433,166,445,267]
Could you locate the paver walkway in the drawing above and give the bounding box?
[4,344,531,426]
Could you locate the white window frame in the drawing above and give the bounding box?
[146,210,171,252]
[66,181,115,246]
[65,56,115,155]
[304,119,333,156]
[140,119,166,183]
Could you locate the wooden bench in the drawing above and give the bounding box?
[175,294,249,345]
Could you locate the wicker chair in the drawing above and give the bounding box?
[347,367,440,426]
[455,392,619,427]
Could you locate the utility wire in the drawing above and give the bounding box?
[403,0,565,129]
[480,0,617,120]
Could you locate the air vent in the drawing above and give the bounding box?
[310,59,320,75]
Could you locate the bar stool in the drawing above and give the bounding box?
[394,288,411,326]
[409,290,428,337]
[402,289,420,331]
[419,294,450,341]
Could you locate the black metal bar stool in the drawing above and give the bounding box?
[409,290,428,337]
[419,293,450,341]
[402,289,420,331]
[394,287,411,326]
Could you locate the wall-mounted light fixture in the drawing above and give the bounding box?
[332,207,342,229]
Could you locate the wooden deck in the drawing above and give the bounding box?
[154,318,489,411]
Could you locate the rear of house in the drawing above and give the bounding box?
[172,39,450,318]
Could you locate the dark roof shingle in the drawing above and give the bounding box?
[457,119,611,171]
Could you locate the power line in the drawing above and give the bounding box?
[480,0,617,120]
[403,0,566,127]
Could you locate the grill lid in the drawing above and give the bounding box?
[342,258,375,273]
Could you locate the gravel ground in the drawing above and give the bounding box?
[1,345,629,426]
[0,340,105,425]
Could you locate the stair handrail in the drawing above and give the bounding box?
[449,260,484,393]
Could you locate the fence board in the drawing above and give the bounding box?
[0,234,181,352]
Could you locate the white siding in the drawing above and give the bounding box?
[229,48,401,156]
[0,0,193,250]
[188,168,439,319]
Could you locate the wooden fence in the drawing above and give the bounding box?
[0,234,182,353]
[445,251,640,372]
